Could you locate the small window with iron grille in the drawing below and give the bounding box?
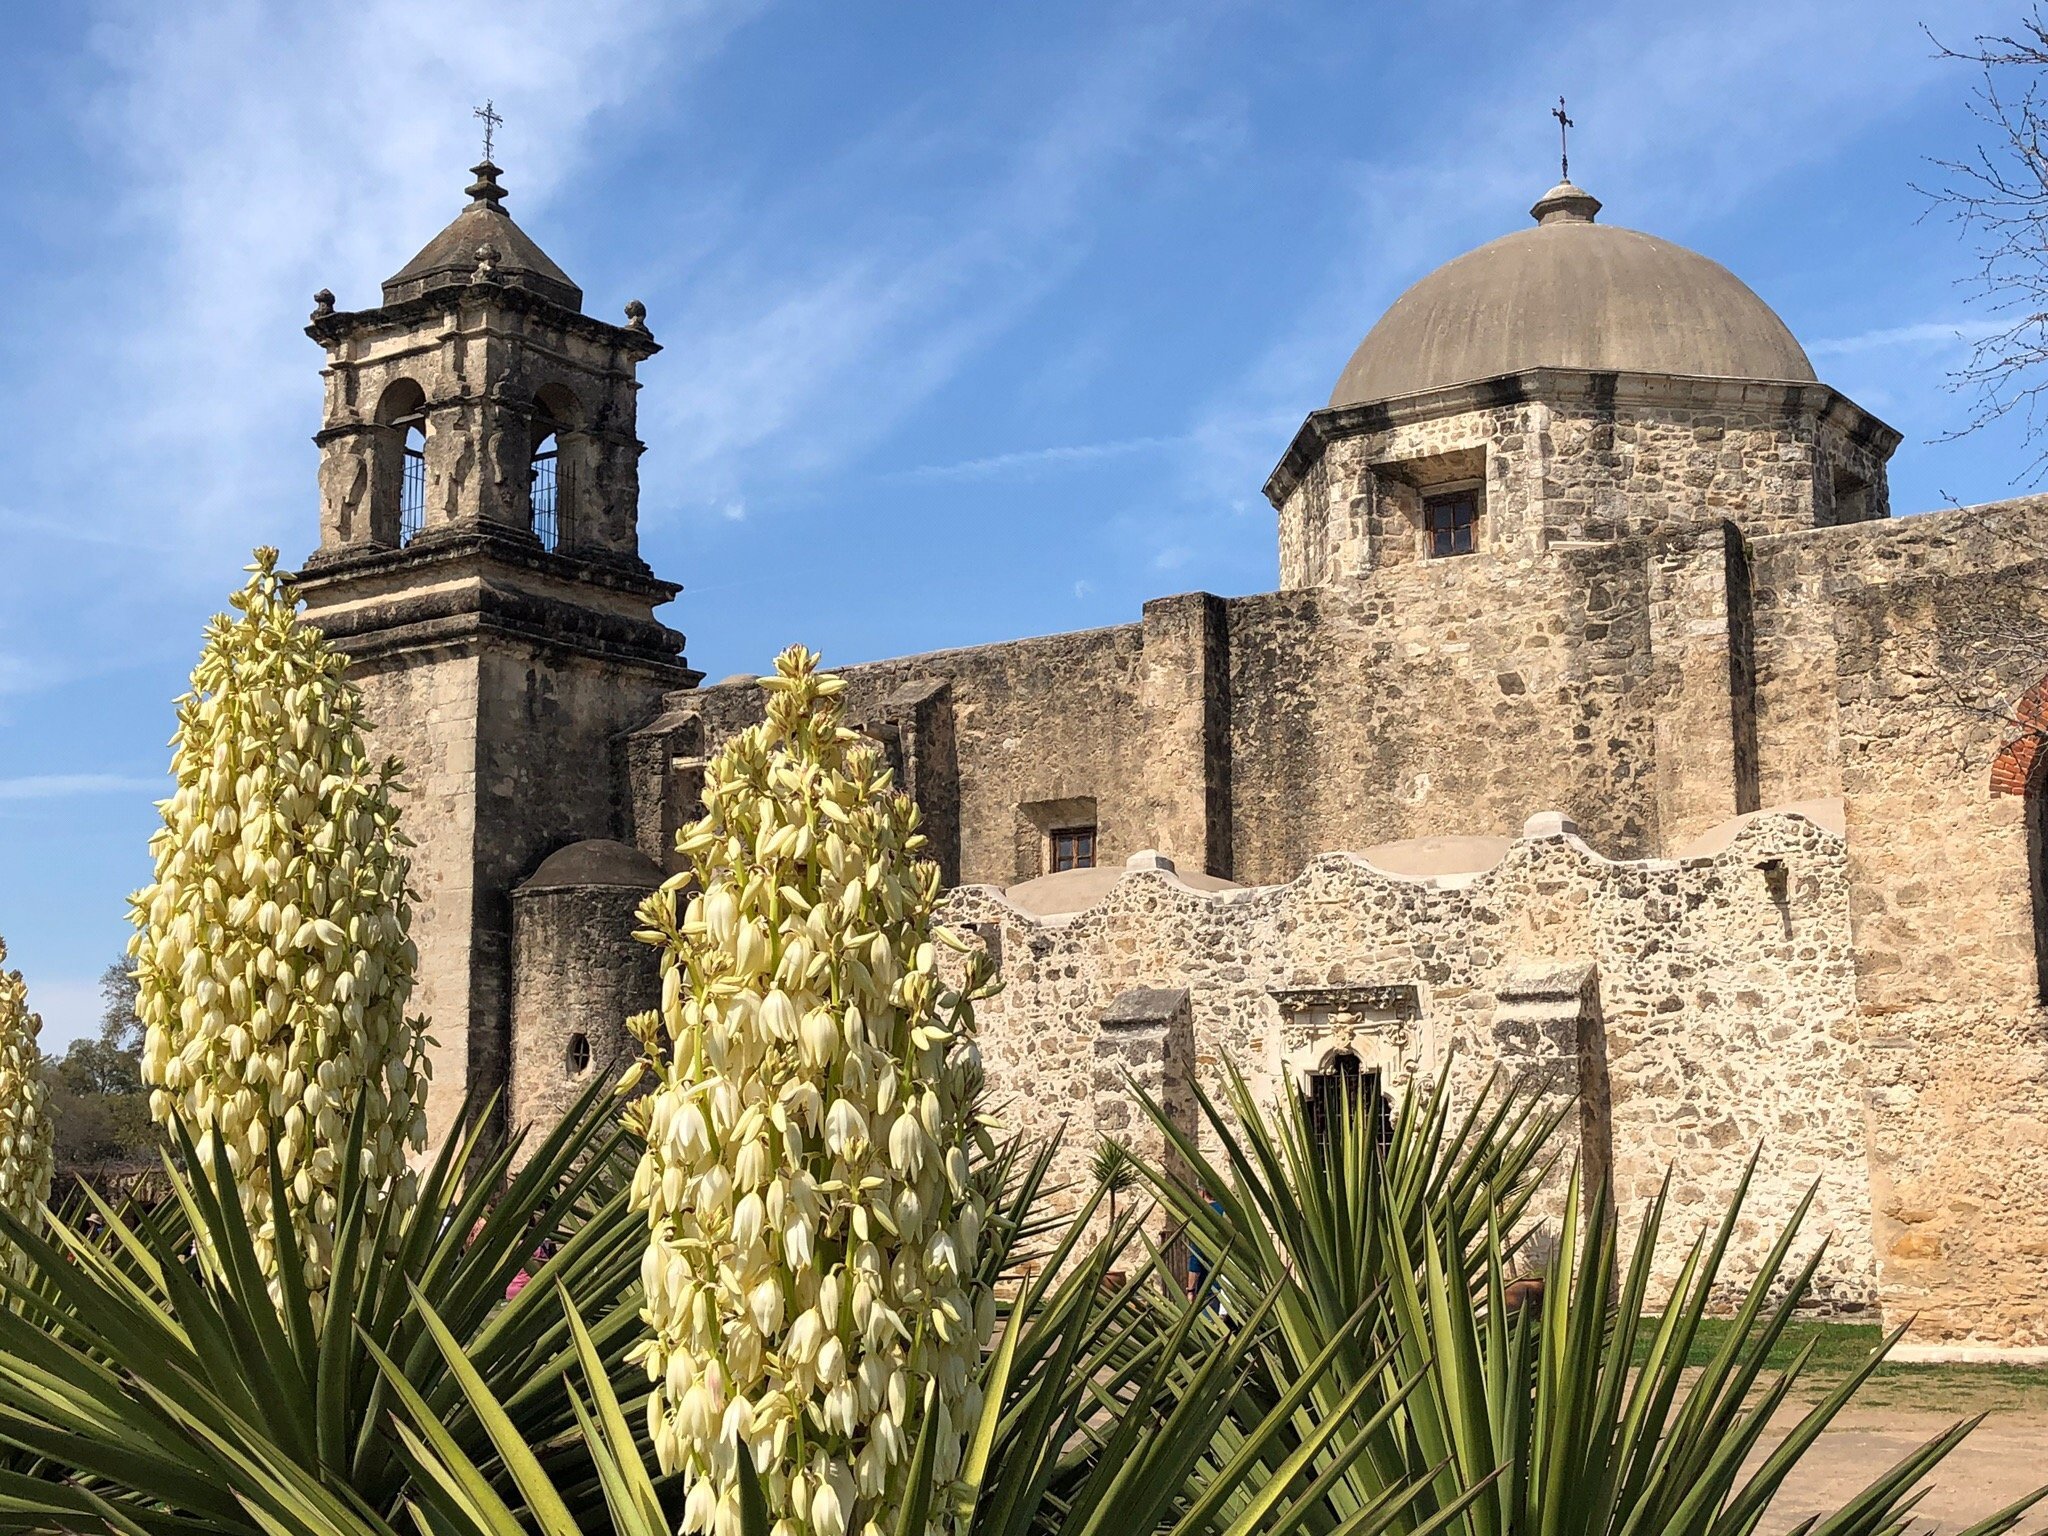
[1303,1052,1394,1164]
[1423,488,1479,559]
[399,424,426,546]
[530,434,560,552]
[1051,826,1096,873]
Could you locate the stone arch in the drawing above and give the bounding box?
[369,379,428,546]
[529,383,585,552]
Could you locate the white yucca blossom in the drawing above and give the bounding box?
[129,548,429,1314]
[627,645,997,1536]
[0,940,54,1281]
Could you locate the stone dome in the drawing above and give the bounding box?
[519,839,662,891]
[1329,181,1816,408]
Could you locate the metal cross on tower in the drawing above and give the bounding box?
[474,100,503,163]
[1552,96,1574,182]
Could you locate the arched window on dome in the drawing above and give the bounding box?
[1423,488,1479,558]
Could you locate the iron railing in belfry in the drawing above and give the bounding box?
[530,447,559,552]
[399,447,426,545]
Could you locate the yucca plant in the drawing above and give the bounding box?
[129,547,429,1315]
[0,1078,651,1536]
[1089,1141,1138,1234]
[1376,1160,2048,1536]
[0,940,53,1284]
[1130,1062,2048,1536]
[213,1132,1468,1536]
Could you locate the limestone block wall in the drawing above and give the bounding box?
[656,623,1153,888]
[1820,499,2048,1351]
[470,645,673,1124]
[1747,528,1848,811]
[942,812,1874,1308]
[341,652,483,1152]
[1223,540,1669,877]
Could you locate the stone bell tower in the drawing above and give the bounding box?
[295,159,700,1148]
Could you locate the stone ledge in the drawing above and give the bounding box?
[1100,986,1190,1030]
[1889,1342,2048,1366]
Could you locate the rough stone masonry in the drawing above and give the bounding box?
[294,163,2048,1359]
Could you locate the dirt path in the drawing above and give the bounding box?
[1751,1408,2048,1532]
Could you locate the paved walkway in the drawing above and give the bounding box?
[1755,1409,2048,1532]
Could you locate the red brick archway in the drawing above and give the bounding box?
[1989,677,2048,797]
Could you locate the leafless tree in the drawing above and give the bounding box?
[1917,577,2048,780]
[1921,8,2048,478]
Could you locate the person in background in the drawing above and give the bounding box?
[1184,1185,1228,1308]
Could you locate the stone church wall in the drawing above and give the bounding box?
[1223,539,1667,879]
[940,810,1875,1309]
[341,652,483,1152]
[675,622,1152,887]
[1815,500,2048,1352]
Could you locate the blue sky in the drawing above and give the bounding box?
[0,0,2035,1048]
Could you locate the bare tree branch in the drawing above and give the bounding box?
[1919,10,2048,480]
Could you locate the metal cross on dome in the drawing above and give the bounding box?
[1552,96,1574,182]
[474,99,503,163]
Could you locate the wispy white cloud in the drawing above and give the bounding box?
[638,8,1237,521]
[0,773,160,801]
[1809,319,2005,356]
[901,433,1184,482]
[13,0,764,574]
[0,655,52,697]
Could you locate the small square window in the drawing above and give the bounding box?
[1423,489,1479,558]
[1051,826,1096,872]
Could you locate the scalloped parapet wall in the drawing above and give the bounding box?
[942,808,1872,1309]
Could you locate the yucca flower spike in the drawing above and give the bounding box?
[628,644,996,1536]
[129,547,429,1316]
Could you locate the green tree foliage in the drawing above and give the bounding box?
[128,548,429,1312]
[44,962,151,1176]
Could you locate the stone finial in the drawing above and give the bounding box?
[1124,849,1177,872]
[473,242,500,281]
[465,160,509,209]
[1522,810,1581,839]
[624,299,649,333]
[1531,179,1602,226]
[310,288,336,320]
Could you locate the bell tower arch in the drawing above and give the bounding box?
[295,160,701,1148]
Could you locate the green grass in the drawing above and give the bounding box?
[1631,1316,2048,1417]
